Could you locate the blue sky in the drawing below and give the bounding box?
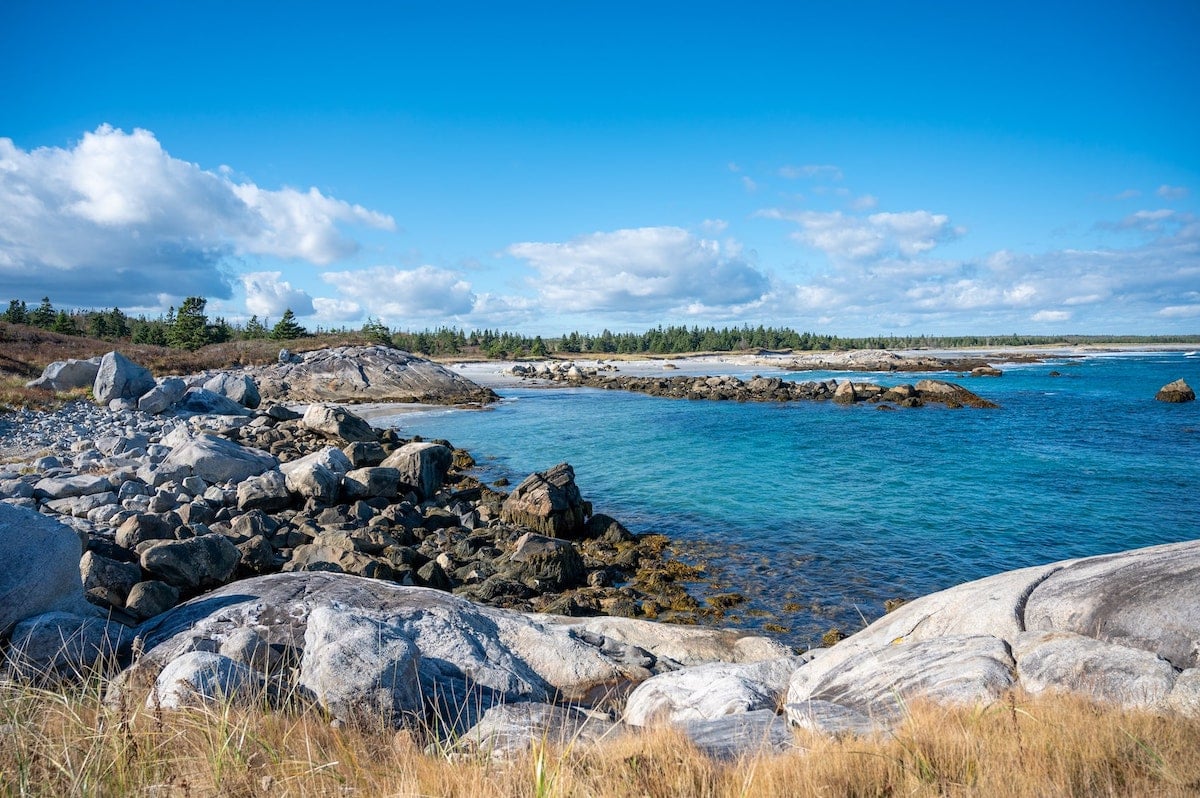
[2,2,1198,335]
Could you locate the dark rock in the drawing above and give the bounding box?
[1155,378,1195,403]
[124,580,180,620]
[140,534,241,590]
[503,532,585,591]
[500,463,591,538]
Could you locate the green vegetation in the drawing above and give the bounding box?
[3,294,1198,359]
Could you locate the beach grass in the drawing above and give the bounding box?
[3,674,1199,797]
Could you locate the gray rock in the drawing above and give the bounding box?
[93,351,155,405]
[202,373,261,409]
[160,434,278,484]
[786,634,1015,720]
[176,388,253,416]
[342,467,402,500]
[298,605,423,725]
[786,699,889,737]
[677,710,799,760]
[5,611,133,683]
[254,345,497,405]
[380,442,453,500]
[1168,669,1200,718]
[283,543,395,580]
[278,445,353,477]
[1013,630,1177,711]
[1023,539,1200,669]
[1155,378,1195,403]
[302,404,377,443]
[624,657,801,726]
[236,469,292,512]
[115,512,181,549]
[46,491,118,518]
[0,504,95,636]
[124,580,180,620]
[343,440,387,468]
[500,463,590,538]
[503,531,585,590]
[284,461,340,503]
[80,550,142,607]
[138,377,188,414]
[151,651,268,709]
[140,534,241,590]
[26,357,101,392]
[456,702,621,757]
[33,473,112,500]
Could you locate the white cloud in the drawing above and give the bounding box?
[760,208,961,261]
[0,125,393,308]
[1114,188,1141,200]
[507,226,772,317]
[1031,310,1071,323]
[1157,184,1189,200]
[741,176,758,193]
[850,194,878,211]
[312,297,363,323]
[1158,304,1200,318]
[321,265,477,323]
[778,164,843,181]
[242,271,315,318]
[701,218,729,233]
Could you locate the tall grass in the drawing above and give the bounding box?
[2,675,1199,797]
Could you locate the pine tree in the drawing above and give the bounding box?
[51,310,79,335]
[3,300,28,324]
[29,297,55,328]
[271,308,307,340]
[168,296,210,350]
[243,315,268,339]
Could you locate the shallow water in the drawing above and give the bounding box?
[379,353,1200,647]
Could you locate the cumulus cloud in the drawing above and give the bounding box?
[1031,310,1072,323]
[241,271,315,318]
[778,164,843,181]
[760,208,962,261]
[312,297,363,323]
[506,226,772,317]
[1157,184,1189,200]
[0,125,394,308]
[321,265,477,323]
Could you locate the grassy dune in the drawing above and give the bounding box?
[2,676,1199,797]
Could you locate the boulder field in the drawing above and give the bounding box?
[3,347,1199,759]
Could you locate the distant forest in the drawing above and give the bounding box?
[4,295,1198,359]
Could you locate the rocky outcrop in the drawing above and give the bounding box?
[515,365,998,409]
[1156,378,1195,403]
[500,463,591,536]
[252,345,498,405]
[92,351,155,405]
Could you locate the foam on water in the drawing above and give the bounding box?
[379,353,1200,647]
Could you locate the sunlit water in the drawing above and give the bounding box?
[377,353,1200,647]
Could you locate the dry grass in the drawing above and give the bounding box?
[2,676,1199,798]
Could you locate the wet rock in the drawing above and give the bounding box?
[1156,378,1195,403]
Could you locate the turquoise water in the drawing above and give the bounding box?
[380,353,1200,646]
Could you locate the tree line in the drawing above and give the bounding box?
[5,296,1198,357]
[2,297,308,350]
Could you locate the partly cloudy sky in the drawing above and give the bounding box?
[1,3,1197,334]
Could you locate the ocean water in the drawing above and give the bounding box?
[378,352,1200,647]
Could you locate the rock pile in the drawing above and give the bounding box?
[511,363,999,409]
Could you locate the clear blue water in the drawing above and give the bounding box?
[379,353,1200,647]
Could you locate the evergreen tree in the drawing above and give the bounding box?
[271,308,307,340]
[88,311,109,339]
[106,307,130,339]
[29,297,55,328]
[208,316,233,344]
[168,296,210,350]
[51,310,79,336]
[3,299,29,324]
[243,315,269,339]
[361,317,392,345]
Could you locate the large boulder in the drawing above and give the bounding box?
[624,657,801,726]
[284,461,341,503]
[25,357,101,392]
[138,377,188,415]
[279,446,353,477]
[380,442,453,500]
[502,531,585,590]
[0,504,96,636]
[914,379,999,409]
[176,388,253,416]
[5,611,133,683]
[1156,378,1195,403]
[252,345,498,405]
[302,404,377,443]
[92,351,155,405]
[112,572,786,732]
[202,373,261,409]
[160,434,278,484]
[500,463,591,538]
[236,469,292,512]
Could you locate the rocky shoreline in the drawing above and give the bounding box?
[2,345,1198,759]
[508,361,1001,408]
